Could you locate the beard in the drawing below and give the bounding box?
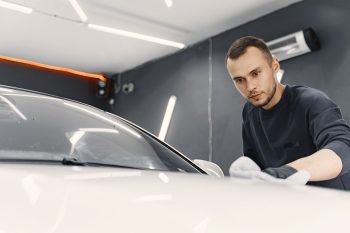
[249,81,277,107]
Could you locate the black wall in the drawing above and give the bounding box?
[113,0,350,174]
[114,42,212,161]
[0,60,109,110]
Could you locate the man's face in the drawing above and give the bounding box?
[226,46,279,108]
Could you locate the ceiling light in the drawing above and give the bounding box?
[68,0,88,22]
[0,0,32,14]
[164,0,173,8]
[88,24,185,49]
[159,95,177,141]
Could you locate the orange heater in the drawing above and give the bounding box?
[0,55,107,82]
[0,55,115,103]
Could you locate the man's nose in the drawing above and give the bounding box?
[246,79,256,92]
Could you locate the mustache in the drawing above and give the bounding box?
[248,91,262,98]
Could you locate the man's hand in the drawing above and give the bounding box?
[260,165,311,185]
[229,157,310,185]
[262,165,298,179]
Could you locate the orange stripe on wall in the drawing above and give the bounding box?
[0,55,107,82]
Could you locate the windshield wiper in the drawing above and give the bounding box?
[62,157,86,166]
[62,156,143,169]
[0,158,86,166]
[0,157,144,170]
[0,158,64,164]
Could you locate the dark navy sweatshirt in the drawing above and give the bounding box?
[242,85,350,190]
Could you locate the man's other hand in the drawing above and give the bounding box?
[262,165,297,179]
[229,157,310,185]
[261,165,311,185]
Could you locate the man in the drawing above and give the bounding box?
[226,36,350,190]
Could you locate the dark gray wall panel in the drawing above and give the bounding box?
[115,43,211,160]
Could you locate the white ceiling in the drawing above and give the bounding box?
[0,0,302,74]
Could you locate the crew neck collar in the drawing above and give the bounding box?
[260,85,289,114]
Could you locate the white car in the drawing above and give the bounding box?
[0,85,349,233]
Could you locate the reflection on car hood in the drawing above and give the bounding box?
[0,164,349,233]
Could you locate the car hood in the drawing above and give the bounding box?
[1,164,349,233]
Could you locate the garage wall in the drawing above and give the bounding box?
[116,0,350,174]
[0,60,109,110]
[113,43,211,161]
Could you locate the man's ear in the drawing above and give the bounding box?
[272,57,280,73]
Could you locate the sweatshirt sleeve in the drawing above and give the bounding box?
[308,91,350,175]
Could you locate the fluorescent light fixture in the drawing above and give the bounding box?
[0,95,27,120]
[158,95,177,141]
[0,0,32,14]
[88,24,185,49]
[68,0,88,22]
[164,0,173,8]
[277,69,285,82]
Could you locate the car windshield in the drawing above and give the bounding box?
[0,86,201,173]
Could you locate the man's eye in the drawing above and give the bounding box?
[252,71,260,77]
[235,79,243,84]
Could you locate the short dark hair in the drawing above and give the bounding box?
[226,36,273,64]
